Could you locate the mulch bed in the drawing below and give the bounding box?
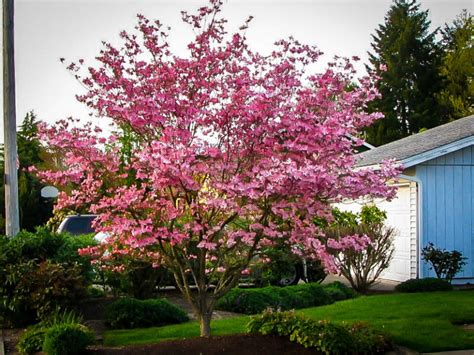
[87,334,320,355]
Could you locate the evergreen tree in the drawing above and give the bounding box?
[366,0,445,146]
[437,10,473,120]
[0,112,54,233]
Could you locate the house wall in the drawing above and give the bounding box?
[415,145,474,281]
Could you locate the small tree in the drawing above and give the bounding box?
[34,1,399,336]
[421,242,467,282]
[325,205,395,293]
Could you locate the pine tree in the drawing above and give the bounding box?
[366,0,445,146]
[437,10,473,120]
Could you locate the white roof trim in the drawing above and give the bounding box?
[401,135,474,168]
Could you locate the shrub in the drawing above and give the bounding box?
[285,283,333,308]
[395,278,453,293]
[421,242,467,282]
[105,297,189,329]
[17,310,85,355]
[216,282,353,314]
[0,229,95,326]
[325,205,395,294]
[42,323,94,355]
[247,309,392,354]
[323,282,357,301]
[17,324,47,355]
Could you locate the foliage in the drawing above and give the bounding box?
[247,309,392,354]
[103,260,175,299]
[323,281,357,300]
[34,0,399,336]
[17,324,47,355]
[42,323,94,355]
[325,205,395,293]
[421,242,467,282]
[0,229,95,326]
[105,297,189,329]
[215,282,354,314]
[17,309,84,355]
[365,0,445,145]
[250,242,326,287]
[0,112,54,234]
[395,278,453,293]
[437,10,474,120]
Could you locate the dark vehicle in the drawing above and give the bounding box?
[57,214,97,236]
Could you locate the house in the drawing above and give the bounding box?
[336,115,474,283]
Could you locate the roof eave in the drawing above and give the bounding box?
[400,135,474,168]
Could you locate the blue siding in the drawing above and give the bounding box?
[416,145,474,281]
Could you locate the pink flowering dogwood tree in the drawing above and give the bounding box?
[35,0,400,336]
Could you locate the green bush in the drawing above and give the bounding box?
[323,281,357,300]
[105,297,189,329]
[216,282,354,315]
[421,242,467,282]
[395,278,453,293]
[42,323,94,355]
[16,309,84,355]
[0,229,95,326]
[17,324,47,355]
[247,309,392,355]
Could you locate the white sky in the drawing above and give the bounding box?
[1,0,472,142]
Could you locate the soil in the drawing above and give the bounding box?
[87,334,320,355]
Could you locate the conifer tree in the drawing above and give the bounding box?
[366,0,444,146]
[437,10,473,120]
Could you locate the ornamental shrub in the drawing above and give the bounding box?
[421,242,467,282]
[105,297,189,329]
[0,229,95,326]
[395,278,453,293]
[42,323,94,355]
[247,309,392,354]
[325,205,395,294]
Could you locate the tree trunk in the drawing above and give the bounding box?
[198,309,212,337]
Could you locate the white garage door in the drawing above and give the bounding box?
[335,183,414,282]
[377,185,412,281]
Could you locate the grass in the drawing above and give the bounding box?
[103,290,474,352]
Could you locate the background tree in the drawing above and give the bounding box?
[34,0,400,336]
[0,112,54,234]
[437,10,473,121]
[365,0,445,146]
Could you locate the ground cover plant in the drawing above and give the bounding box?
[247,309,392,354]
[34,0,399,336]
[103,291,474,352]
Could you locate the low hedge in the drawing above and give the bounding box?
[105,297,189,329]
[216,282,355,315]
[395,278,453,293]
[247,309,392,354]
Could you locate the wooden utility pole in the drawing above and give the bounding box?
[3,0,19,236]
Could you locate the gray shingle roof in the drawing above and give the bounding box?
[356,115,474,167]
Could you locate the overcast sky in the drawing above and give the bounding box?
[1,0,472,142]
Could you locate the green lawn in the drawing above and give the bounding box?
[104,290,474,352]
